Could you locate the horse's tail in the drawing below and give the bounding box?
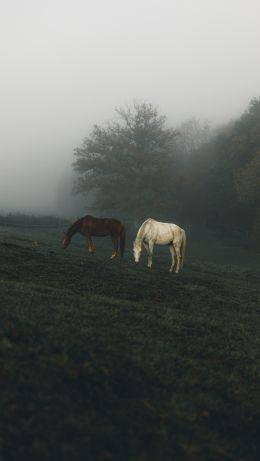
[181,229,186,269]
[120,225,126,257]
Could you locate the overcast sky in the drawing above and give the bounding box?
[1,0,260,215]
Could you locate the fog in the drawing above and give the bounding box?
[1,0,260,216]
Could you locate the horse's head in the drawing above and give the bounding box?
[61,232,70,249]
[133,239,142,263]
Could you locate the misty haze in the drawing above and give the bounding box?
[1,0,260,216]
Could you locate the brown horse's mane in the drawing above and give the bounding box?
[66,216,85,237]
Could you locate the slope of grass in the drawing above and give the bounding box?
[0,229,259,461]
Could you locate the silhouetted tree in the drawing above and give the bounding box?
[73,102,179,218]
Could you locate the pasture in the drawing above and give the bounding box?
[0,222,259,461]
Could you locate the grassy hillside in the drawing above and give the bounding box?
[0,225,259,461]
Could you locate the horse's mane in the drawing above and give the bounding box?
[66,217,84,236]
[136,218,152,241]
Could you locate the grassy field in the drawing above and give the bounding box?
[0,224,259,461]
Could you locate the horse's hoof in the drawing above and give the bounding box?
[110,254,116,259]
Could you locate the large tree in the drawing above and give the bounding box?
[73,102,178,218]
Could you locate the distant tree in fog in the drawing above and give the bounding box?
[236,149,260,205]
[184,97,260,238]
[235,148,260,244]
[73,102,179,218]
[175,117,213,156]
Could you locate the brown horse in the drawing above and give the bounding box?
[61,215,125,258]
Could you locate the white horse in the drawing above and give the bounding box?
[133,218,186,272]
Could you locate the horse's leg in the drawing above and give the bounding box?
[143,242,152,268]
[147,241,154,269]
[86,235,94,254]
[174,244,182,273]
[110,235,118,259]
[169,244,176,272]
[143,242,150,266]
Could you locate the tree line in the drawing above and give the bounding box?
[73,98,260,245]
[0,213,68,228]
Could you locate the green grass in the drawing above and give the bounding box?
[0,227,260,461]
